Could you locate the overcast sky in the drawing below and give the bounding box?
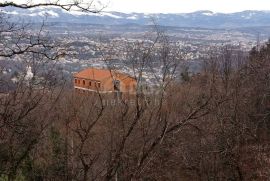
[9,0,270,13]
[105,0,270,13]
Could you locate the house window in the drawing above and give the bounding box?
[97,82,101,88]
[75,79,77,83]
[78,80,80,84]
[89,81,92,86]
[113,80,120,91]
[83,80,85,85]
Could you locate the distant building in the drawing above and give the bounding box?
[25,66,34,81]
[73,68,137,94]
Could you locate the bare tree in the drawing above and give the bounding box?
[0,1,103,180]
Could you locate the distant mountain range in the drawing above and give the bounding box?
[2,7,270,28]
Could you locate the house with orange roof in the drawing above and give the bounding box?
[73,68,137,94]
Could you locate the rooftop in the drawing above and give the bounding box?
[74,68,136,84]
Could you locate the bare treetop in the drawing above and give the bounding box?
[0,0,106,13]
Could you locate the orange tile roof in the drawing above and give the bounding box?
[74,68,136,83]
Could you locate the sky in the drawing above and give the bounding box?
[105,0,270,13]
[9,0,270,13]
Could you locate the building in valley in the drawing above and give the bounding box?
[73,68,137,94]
